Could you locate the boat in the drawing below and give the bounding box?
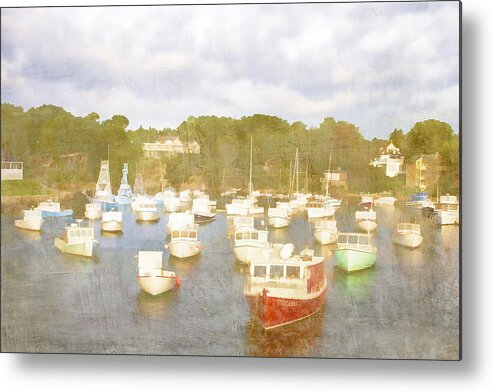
[93,160,116,206]
[156,190,181,213]
[406,192,435,210]
[166,225,202,259]
[333,232,377,272]
[166,211,195,234]
[233,215,255,229]
[84,203,103,220]
[192,203,216,224]
[133,199,160,222]
[306,200,335,220]
[136,251,179,296]
[374,193,396,207]
[226,198,252,216]
[275,201,294,216]
[101,210,123,232]
[359,195,374,209]
[15,208,43,231]
[233,226,270,263]
[244,243,327,329]
[267,207,291,228]
[54,220,98,257]
[115,163,133,204]
[313,219,338,245]
[392,223,423,248]
[355,209,377,232]
[436,195,460,225]
[35,200,73,217]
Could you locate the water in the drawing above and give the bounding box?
[1,199,459,359]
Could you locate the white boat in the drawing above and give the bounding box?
[313,219,338,245]
[94,160,115,204]
[115,163,133,204]
[166,225,202,258]
[333,233,377,272]
[275,201,294,216]
[436,195,460,225]
[84,203,103,220]
[359,195,374,209]
[157,189,181,213]
[267,207,291,228]
[392,223,423,248]
[167,211,195,234]
[192,203,216,224]
[15,208,43,231]
[306,200,335,219]
[234,226,270,263]
[54,221,98,257]
[193,194,216,209]
[355,209,377,232]
[226,198,251,216]
[233,215,255,230]
[134,200,160,222]
[136,251,179,296]
[101,210,123,232]
[374,194,396,207]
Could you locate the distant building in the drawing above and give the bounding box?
[1,161,23,180]
[57,152,87,169]
[405,153,443,191]
[142,136,200,158]
[370,140,405,177]
[322,169,347,188]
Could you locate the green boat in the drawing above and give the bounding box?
[333,233,377,272]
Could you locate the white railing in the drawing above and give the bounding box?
[1,161,23,180]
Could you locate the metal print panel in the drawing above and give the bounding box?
[0,1,460,359]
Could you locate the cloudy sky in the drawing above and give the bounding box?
[1,1,459,138]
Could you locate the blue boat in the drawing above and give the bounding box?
[36,201,73,218]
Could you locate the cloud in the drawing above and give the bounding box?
[1,2,460,138]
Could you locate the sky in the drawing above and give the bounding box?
[1,1,460,138]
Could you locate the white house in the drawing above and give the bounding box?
[1,161,23,180]
[370,140,404,177]
[142,137,200,158]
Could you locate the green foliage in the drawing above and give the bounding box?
[1,103,459,196]
[1,179,45,196]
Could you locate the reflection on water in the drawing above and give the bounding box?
[1,197,459,359]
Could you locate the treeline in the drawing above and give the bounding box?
[1,103,459,196]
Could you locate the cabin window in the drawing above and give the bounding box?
[270,265,284,279]
[172,231,179,238]
[189,231,197,239]
[253,266,267,277]
[359,236,369,245]
[338,234,348,243]
[235,233,242,241]
[348,235,358,244]
[286,266,300,279]
[251,232,259,240]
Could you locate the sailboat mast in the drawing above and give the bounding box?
[289,161,292,196]
[326,151,332,197]
[249,137,253,197]
[295,147,299,194]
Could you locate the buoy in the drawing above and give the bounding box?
[175,275,181,285]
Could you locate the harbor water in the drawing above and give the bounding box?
[1,197,459,359]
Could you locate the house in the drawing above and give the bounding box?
[142,136,200,158]
[405,153,444,191]
[370,140,405,177]
[1,161,23,180]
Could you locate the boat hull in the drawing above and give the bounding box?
[54,238,95,257]
[168,240,201,259]
[246,288,327,330]
[333,248,376,272]
[15,219,42,231]
[438,210,459,225]
[85,209,103,220]
[135,211,160,222]
[138,275,175,296]
[101,220,123,232]
[307,207,335,219]
[233,245,268,263]
[267,216,291,228]
[393,233,423,248]
[194,212,216,224]
[314,229,337,245]
[41,209,73,218]
[357,220,377,232]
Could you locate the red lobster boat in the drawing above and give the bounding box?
[244,243,328,330]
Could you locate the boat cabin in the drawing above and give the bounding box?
[23,209,42,220]
[235,227,269,245]
[355,210,376,221]
[102,210,123,222]
[137,251,163,276]
[314,219,337,231]
[38,201,61,212]
[168,212,195,227]
[439,195,458,205]
[134,201,158,211]
[267,207,289,218]
[337,233,375,250]
[66,223,95,242]
[233,216,254,229]
[396,223,421,234]
[171,226,198,241]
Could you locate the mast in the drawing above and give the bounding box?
[295,147,299,194]
[249,137,253,197]
[326,151,332,197]
[304,162,308,193]
[289,161,292,197]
